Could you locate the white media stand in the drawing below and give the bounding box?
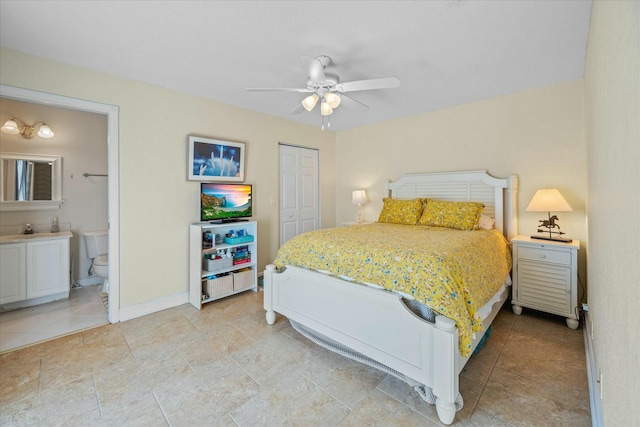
[189,221,258,309]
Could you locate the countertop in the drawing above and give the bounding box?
[0,230,73,244]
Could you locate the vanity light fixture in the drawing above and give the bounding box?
[1,117,55,139]
[352,189,368,223]
[526,188,573,242]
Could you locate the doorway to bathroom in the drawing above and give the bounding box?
[0,85,120,351]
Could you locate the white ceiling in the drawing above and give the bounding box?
[0,1,592,131]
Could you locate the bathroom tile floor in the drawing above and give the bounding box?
[0,284,108,353]
[0,290,590,426]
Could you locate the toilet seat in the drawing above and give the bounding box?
[94,254,108,266]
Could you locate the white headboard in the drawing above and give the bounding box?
[385,170,518,240]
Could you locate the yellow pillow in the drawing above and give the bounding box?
[377,198,424,225]
[418,199,484,230]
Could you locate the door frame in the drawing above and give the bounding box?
[1,85,120,323]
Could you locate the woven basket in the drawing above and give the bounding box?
[233,270,255,291]
[205,274,233,297]
[203,257,233,272]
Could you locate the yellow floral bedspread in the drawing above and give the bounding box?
[273,223,512,357]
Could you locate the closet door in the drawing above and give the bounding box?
[279,144,319,246]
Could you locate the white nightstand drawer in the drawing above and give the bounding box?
[517,246,572,266]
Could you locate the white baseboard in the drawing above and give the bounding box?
[118,291,189,322]
[583,312,603,427]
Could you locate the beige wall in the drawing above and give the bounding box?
[336,80,587,284]
[0,98,108,283]
[0,47,336,308]
[584,1,640,425]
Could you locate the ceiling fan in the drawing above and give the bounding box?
[245,55,400,128]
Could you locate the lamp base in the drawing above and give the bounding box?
[530,234,573,243]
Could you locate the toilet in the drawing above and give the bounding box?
[83,230,109,293]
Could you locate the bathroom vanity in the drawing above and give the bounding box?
[0,231,72,308]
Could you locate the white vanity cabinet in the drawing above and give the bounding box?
[26,238,71,299]
[0,232,72,306]
[0,243,27,304]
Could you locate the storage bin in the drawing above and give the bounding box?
[233,269,255,291]
[203,257,233,272]
[224,235,254,245]
[205,274,233,297]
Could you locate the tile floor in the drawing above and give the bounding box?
[0,285,108,353]
[0,290,590,426]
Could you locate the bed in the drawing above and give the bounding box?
[263,170,518,425]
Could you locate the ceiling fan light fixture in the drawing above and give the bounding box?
[301,93,319,111]
[320,101,333,116]
[325,93,341,109]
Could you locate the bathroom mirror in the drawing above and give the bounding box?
[0,152,64,211]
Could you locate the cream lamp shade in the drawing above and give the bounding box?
[352,190,367,206]
[526,188,572,212]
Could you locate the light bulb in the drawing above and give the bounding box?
[320,101,333,116]
[301,93,319,111]
[325,93,341,109]
[1,119,20,134]
[37,124,54,138]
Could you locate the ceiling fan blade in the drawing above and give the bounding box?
[290,103,306,115]
[338,94,369,112]
[335,76,400,93]
[245,87,312,93]
[300,56,326,83]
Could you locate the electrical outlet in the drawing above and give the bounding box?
[599,370,604,399]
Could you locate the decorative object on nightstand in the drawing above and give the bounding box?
[511,235,580,329]
[526,188,573,242]
[352,189,368,223]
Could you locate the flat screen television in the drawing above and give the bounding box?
[200,183,252,222]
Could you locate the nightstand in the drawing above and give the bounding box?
[341,221,374,226]
[511,235,580,329]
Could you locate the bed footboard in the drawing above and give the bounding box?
[263,264,460,425]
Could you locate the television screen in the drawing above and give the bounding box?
[201,183,252,222]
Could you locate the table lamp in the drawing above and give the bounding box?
[525,188,573,242]
[352,190,368,223]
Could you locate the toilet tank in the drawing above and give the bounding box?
[83,230,109,258]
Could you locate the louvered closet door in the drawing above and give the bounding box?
[516,260,572,316]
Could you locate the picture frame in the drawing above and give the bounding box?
[188,136,245,182]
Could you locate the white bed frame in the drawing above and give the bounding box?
[264,170,518,425]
